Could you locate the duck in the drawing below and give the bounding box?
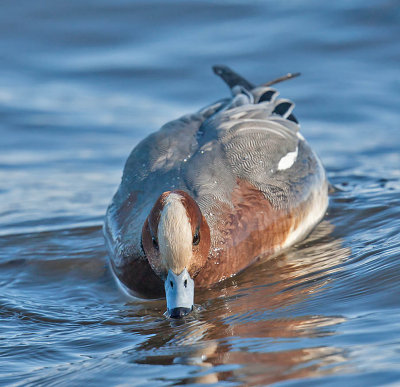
[104,65,329,318]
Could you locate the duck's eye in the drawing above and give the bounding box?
[192,230,200,246]
[152,236,159,250]
[140,237,145,253]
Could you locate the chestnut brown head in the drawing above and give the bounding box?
[141,190,211,317]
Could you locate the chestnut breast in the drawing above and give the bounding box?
[104,84,328,296]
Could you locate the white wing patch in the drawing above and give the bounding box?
[277,147,298,170]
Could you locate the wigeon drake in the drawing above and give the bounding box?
[104,66,329,318]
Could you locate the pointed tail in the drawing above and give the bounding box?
[212,65,300,91]
[212,65,255,90]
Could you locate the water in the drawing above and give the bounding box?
[1,0,400,385]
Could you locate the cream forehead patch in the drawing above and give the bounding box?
[158,193,193,274]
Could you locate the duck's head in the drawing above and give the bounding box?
[141,190,211,318]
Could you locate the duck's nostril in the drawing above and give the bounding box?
[169,307,192,319]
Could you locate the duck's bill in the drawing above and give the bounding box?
[164,268,194,318]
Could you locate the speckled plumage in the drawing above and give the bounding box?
[104,66,328,298]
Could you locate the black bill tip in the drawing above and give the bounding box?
[168,307,192,319]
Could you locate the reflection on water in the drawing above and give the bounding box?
[1,0,400,385]
[110,221,350,385]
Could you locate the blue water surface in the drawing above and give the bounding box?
[1,1,400,385]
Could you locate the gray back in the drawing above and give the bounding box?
[105,88,325,260]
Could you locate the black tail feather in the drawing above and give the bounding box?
[212,65,255,91]
[212,65,300,124]
[213,65,301,91]
[287,114,299,124]
[272,101,293,117]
